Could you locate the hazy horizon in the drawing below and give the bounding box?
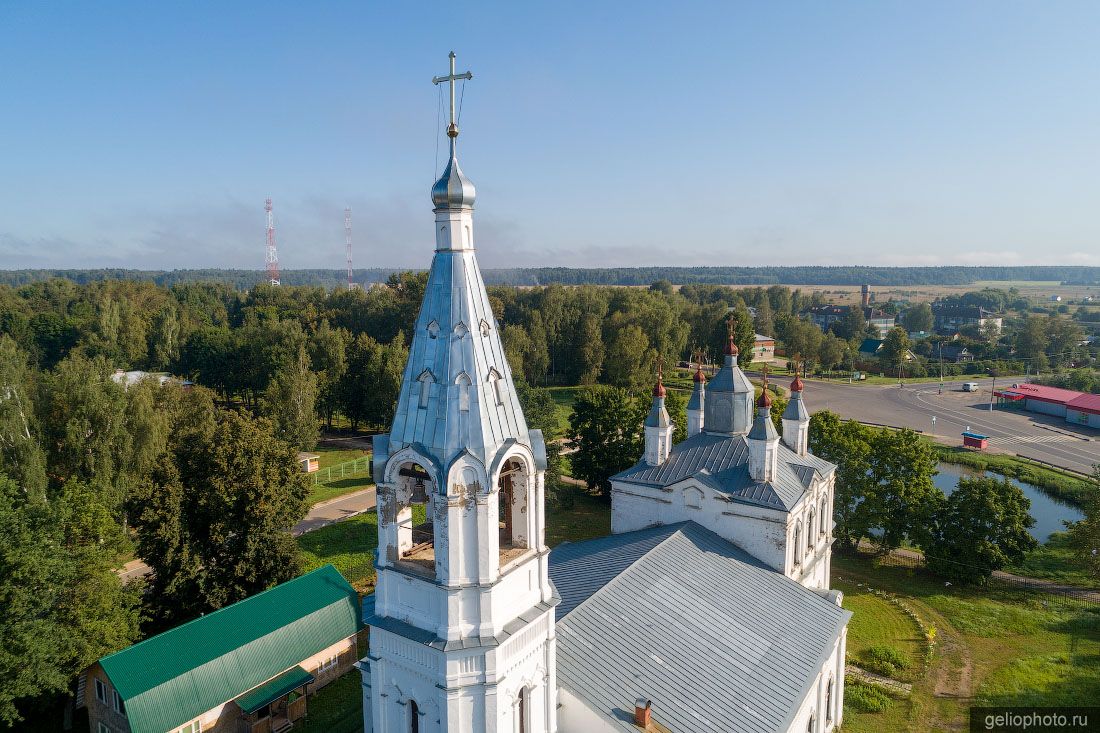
[2,2,1099,270]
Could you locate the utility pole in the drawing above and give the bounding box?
[265,198,280,286]
[938,341,944,394]
[989,372,997,412]
[344,207,356,290]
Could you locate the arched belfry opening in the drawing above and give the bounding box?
[393,461,436,573]
[497,457,530,565]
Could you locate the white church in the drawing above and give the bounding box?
[359,53,850,733]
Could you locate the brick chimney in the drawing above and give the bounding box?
[861,284,870,308]
[634,699,652,727]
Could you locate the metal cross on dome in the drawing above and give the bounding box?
[433,51,473,139]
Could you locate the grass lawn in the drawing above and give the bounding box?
[545,488,612,546]
[1007,532,1100,589]
[835,577,924,683]
[314,445,369,469]
[308,471,373,506]
[299,512,380,593]
[835,552,1100,733]
[547,386,580,435]
[296,671,363,733]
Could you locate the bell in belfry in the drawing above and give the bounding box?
[409,477,429,505]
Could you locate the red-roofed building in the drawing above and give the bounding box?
[1066,393,1100,428]
[995,382,1100,428]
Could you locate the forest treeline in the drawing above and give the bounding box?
[2,264,1099,289]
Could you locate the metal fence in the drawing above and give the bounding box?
[314,455,372,484]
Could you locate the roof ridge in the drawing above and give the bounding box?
[100,564,348,670]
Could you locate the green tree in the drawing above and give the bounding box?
[130,398,310,624]
[835,306,866,340]
[809,411,942,551]
[0,336,47,499]
[261,346,319,450]
[817,332,846,373]
[339,334,407,430]
[572,314,604,385]
[902,302,934,333]
[1015,315,1049,371]
[0,476,140,725]
[148,304,180,370]
[665,389,688,445]
[569,386,647,500]
[1067,465,1100,582]
[925,476,1037,583]
[879,327,912,377]
[603,324,655,391]
[308,320,350,430]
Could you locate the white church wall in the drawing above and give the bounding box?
[557,686,617,733]
[786,624,846,733]
[611,479,789,570]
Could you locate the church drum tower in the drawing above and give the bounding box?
[361,53,558,733]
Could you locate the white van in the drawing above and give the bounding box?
[962,382,980,392]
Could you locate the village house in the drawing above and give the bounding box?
[931,303,1003,335]
[754,332,777,362]
[81,565,361,733]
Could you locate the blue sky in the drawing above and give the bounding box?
[1,2,1098,270]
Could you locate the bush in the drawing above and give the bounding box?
[859,645,908,677]
[845,682,892,713]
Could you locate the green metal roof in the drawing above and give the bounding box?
[235,665,315,715]
[99,565,361,733]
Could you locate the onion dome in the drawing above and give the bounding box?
[693,364,706,383]
[757,387,772,408]
[790,375,804,393]
[724,336,739,356]
[431,153,477,210]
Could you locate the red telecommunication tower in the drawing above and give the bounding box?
[265,198,281,286]
[344,207,356,290]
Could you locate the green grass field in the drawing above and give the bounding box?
[836,578,924,683]
[295,670,363,733]
[835,553,1100,733]
[308,471,373,506]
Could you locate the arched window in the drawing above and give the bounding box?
[820,497,828,536]
[417,370,435,409]
[487,368,504,406]
[517,687,528,733]
[456,372,471,412]
[792,522,802,567]
[409,700,420,733]
[825,678,834,723]
[807,509,815,554]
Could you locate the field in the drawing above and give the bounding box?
[722,281,1100,305]
[835,552,1100,733]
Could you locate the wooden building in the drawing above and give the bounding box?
[80,565,361,733]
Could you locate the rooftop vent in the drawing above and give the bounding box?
[634,698,652,727]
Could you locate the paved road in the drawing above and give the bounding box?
[791,377,1099,474]
[293,487,376,536]
[119,487,378,581]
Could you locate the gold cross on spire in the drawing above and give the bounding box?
[432,51,473,140]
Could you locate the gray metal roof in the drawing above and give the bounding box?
[644,396,671,428]
[549,523,850,733]
[387,244,530,471]
[686,380,704,411]
[611,431,834,511]
[782,391,809,422]
[747,406,779,441]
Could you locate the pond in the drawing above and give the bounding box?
[934,462,1084,543]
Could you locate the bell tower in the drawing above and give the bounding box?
[362,52,558,733]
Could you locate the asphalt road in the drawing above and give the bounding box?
[794,377,1099,475]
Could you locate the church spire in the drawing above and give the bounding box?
[748,369,780,482]
[782,364,811,456]
[644,357,673,465]
[431,52,476,214]
[703,316,754,434]
[686,349,706,437]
